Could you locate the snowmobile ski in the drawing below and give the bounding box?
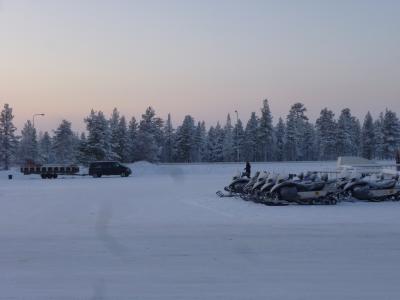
[216,191,235,198]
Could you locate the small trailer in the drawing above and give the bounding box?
[21,164,80,179]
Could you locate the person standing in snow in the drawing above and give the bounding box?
[244,161,251,178]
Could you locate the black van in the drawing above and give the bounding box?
[89,161,132,178]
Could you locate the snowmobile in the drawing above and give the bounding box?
[260,173,295,205]
[267,172,338,205]
[216,172,251,197]
[253,173,279,203]
[241,171,261,195]
[244,171,269,202]
[343,173,400,202]
[335,172,356,202]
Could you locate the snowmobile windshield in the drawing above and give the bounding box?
[349,172,362,181]
[233,172,241,180]
[276,174,289,183]
[258,172,268,181]
[267,173,278,182]
[251,172,260,181]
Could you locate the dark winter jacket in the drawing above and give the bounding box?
[396,150,400,171]
[245,162,251,177]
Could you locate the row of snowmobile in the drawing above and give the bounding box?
[216,170,400,206]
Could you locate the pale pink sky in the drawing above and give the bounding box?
[1,0,399,133]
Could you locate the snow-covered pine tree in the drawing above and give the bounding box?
[274,117,285,161]
[84,110,114,161]
[243,112,259,161]
[351,116,361,156]
[52,120,75,163]
[0,103,18,169]
[315,108,337,160]
[285,112,296,161]
[109,108,122,160]
[38,131,53,164]
[382,109,400,159]
[373,113,384,159]
[285,103,308,161]
[257,99,274,161]
[360,112,375,159]
[206,126,220,162]
[127,116,138,162]
[193,121,207,162]
[205,123,224,162]
[18,120,38,164]
[232,119,244,162]
[76,132,88,164]
[302,122,317,160]
[336,108,356,157]
[72,132,81,163]
[214,122,224,162]
[297,105,311,161]
[136,107,164,162]
[117,116,129,162]
[222,114,234,162]
[175,115,196,162]
[162,113,175,162]
[107,108,128,162]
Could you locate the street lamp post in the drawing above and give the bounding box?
[32,113,45,128]
[235,110,239,162]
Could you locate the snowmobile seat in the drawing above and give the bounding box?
[296,181,326,192]
[368,180,396,190]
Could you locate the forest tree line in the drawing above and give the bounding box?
[1,100,400,170]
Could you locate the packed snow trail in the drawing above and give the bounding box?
[1,162,400,299]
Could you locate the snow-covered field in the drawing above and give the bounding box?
[1,161,400,299]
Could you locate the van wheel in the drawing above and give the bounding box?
[121,172,129,177]
[53,174,58,179]
[41,174,46,179]
[95,173,102,178]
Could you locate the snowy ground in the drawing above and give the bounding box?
[1,161,400,299]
